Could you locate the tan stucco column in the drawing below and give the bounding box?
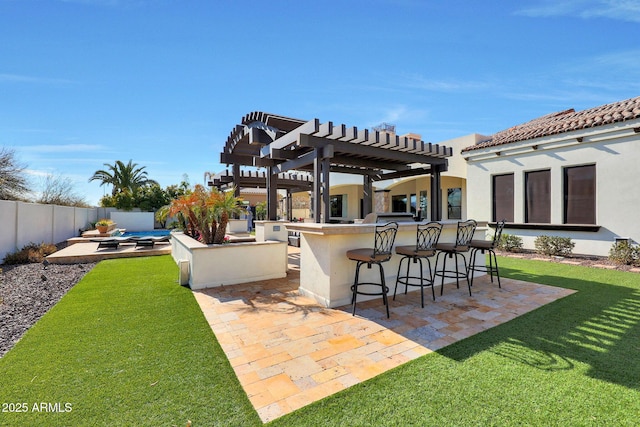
[374,189,390,213]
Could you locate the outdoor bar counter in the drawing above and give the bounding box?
[286,220,487,308]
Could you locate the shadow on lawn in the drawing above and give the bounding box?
[438,265,640,390]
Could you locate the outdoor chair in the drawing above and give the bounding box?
[434,219,477,296]
[133,235,171,248]
[346,222,398,318]
[468,219,506,288]
[90,236,133,250]
[394,221,443,307]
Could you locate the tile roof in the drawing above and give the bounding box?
[462,96,640,152]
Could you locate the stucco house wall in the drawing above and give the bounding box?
[463,96,640,257]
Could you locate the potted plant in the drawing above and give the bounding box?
[95,219,113,234]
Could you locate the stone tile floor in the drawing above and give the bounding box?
[192,251,575,422]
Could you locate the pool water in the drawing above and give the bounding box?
[119,230,171,238]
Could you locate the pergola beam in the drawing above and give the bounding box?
[261,119,320,156]
[221,112,455,223]
[299,134,448,166]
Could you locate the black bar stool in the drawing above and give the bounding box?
[394,221,443,307]
[346,222,398,318]
[434,219,477,296]
[469,220,506,288]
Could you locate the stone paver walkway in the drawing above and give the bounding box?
[192,252,575,422]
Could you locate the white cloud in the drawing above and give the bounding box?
[399,74,492,93]
[58,0,154,7]
[0,73,74,85]
[516,0,640,23]
[24,168,53,178]
[19,144,107,153]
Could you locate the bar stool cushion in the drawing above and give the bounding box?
[435,242,469,252]
[346,248,393,263]
[395,246,436,258]
[469,240,493,250]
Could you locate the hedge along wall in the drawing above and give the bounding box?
[0,200,98,261]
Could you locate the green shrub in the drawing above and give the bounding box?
[609,240,640,266]
[497,233,523,252]
[534,235,575,256]
[2,242,58,265]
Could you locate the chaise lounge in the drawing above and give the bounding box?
[132,235,171,248]
[90,236,135,249]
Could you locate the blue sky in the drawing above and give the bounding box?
[2,0,639,205]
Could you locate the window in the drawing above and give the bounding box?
[525,170,550,223]
[564,165,595,224]
[493,174,514,222]
[447,188,462,219]
[330,194,346,217]
[410,194,417,214]
[392,194,408,212]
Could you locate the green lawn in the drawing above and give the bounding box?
[0,256,260,426]
[1,255,639,426]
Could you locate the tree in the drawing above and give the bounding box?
[169,185,243,244]
[135,183,170,212]
[89,159,159,197]
[212,188,244,243]
[0,148,30,200]
[36,174,89,207]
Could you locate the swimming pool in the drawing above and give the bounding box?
[119,230,172,238]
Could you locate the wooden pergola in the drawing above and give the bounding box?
[220,112,454,222]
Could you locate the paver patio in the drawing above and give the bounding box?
[193,248,575,422]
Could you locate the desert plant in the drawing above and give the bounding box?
[3,242,58,265]
[169,185,243,244]
[155,205,170,228]
[609,240,640,266]
[255,201,267,220]
[534,235,575,257]
[497,233,523,252]
[95,219,113,227]
[212,189,244,244]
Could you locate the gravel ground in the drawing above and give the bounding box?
[0,262,95,358]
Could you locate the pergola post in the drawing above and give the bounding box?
[362,175,373,218]
[286,189,292,221]
[267,167,278,220]
[313,150,322,223]
[431,165,442,221]
[322,157,330,223]
[232,164,241,198]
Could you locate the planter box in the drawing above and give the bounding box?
[170,232,287,290]
[227,219,249,234]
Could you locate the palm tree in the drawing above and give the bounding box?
[169,185,243,244]
[89,160,158,196]
[212,188,244,244]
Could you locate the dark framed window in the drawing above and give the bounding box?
[330,194,344,217]
[447,188,462,219]
[392,194,408,212]
[525,170,550,223]
[410,194,417,214]
[564,165,596,224]
[493,174,514,222]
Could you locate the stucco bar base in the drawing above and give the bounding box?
[286,221,487,308]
